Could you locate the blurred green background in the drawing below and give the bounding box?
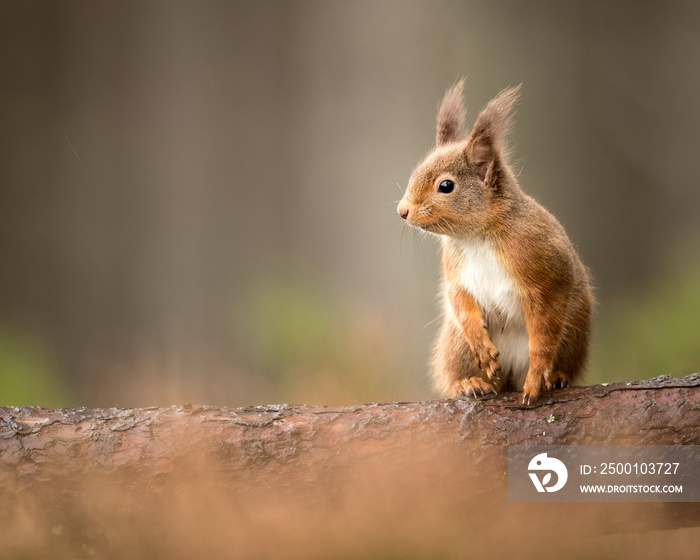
[1,0,699,408]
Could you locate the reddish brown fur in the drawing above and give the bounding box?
[436,78,467,146]
[398,83,593,405]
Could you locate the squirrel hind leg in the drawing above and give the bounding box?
[450,377,497,399]
[432,319,502,397]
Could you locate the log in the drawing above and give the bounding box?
[2,374,700,558]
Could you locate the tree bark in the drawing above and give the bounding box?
[2,374,700,557]
[3,374,700,480]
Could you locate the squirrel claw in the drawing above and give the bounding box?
[452,377,497,400]
[522,370,544,405]
[521,390,540,406]
[521,384,540,406]
[544,370,571,391]
[473,340,501,381]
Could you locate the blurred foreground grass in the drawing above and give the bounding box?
[3,449,700,560]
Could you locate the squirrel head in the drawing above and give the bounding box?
[397,80,521,237]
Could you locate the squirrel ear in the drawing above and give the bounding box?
[465,84,521,184]
[436,78,466,146]
[467,140,496,184]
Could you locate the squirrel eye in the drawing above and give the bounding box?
[438,179,454,194]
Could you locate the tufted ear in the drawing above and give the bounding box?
[466,85,521,185]
[436,79,466,147]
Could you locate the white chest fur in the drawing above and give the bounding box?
[452,236,521,321]
[449,236,530,380]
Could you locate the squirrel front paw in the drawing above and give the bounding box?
[544,370,571,391]
[451,377,497,399]
[522,369,544,406]
[523,369,571,405]
[473,341,500,382]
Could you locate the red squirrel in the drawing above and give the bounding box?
[397,80,593,405]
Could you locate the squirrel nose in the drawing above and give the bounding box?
[397,202,410,220]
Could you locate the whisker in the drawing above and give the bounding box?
[412,228,425,264]
[423,311,445,330]
[436,214,455,236]
[399,222,408,255]
[424,207,456,236]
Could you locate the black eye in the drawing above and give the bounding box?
[438,179,454,194]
